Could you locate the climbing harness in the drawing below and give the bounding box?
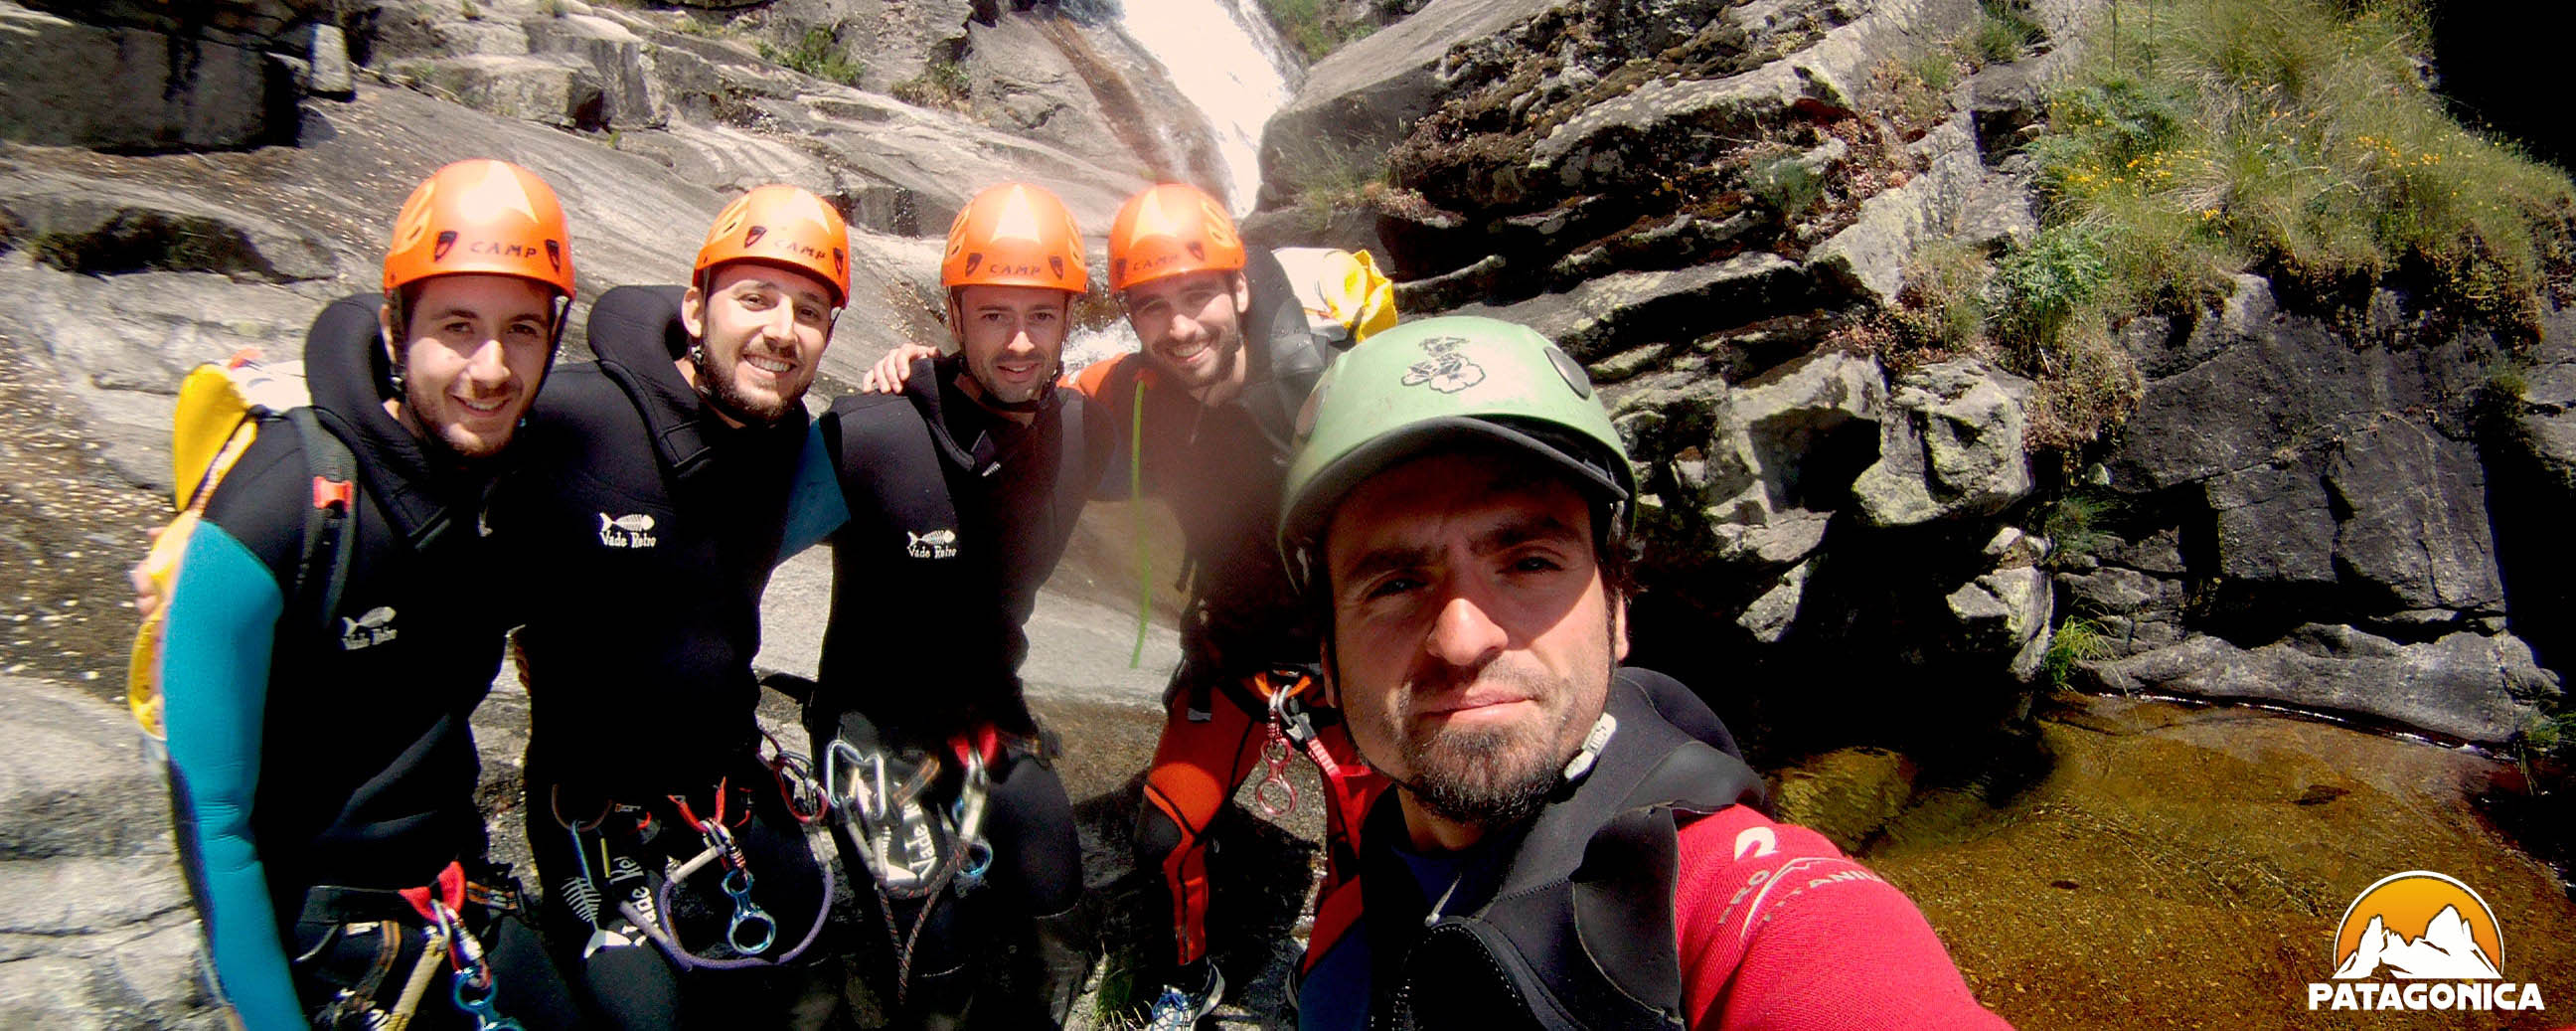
[550,763,836,972]
[1248,667,1372,822]
[397,862,523,1031]
[669,781,777,955]
[299,862,529,1031]
[821,727,1009,1006]
[824,739,946,896]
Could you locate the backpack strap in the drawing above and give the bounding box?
[284,408,359,639]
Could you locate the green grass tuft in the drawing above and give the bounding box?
[1970,0,2043,64]
[1748,153,1825,217]
[2028,0,2576,335]
[759,28,863,87]
[1922,0,2576,448]
[1892,237,1992,356]
[2043,617,2116,688]
[2038,491,2121,567]
[1274,137,1389,232]
[1256,0,1374,62]
[892,60,973,111]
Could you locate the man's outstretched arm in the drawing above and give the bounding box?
[1676,805,2013,1030]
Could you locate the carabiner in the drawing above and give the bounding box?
[825,739,880,820]
[761,731,828,823]
[450,964,525,1031]
[721,867,777,954]
[1256,719,1304,817]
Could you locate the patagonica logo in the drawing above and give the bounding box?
[906,528,957,559]
[340,606,399,650]
[2308,871,2546,1012]
[598,512,659,549]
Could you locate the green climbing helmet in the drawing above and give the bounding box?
[1277,314,1636,591]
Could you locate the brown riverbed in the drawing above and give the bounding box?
[1867,694,2575,1030]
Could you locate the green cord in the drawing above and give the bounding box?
[1129,375,1150,669]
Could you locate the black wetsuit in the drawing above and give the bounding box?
[497,284,834,1028]
[805,354,1114,1022]
[161,292,580,1029]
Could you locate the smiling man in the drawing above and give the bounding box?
[804,181,1116,1027]
[1279,317,2012,1030]
[155,159,584,1029]
[847,182,1400,1022]
[499,185,849,1026]
[1080,183,1395,1025]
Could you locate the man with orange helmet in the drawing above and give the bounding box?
[155,158,586,1029]
[499,184,851,1025]
[1086,183,1392,1025]
[859,181,1397,1023]
[801,181,1116,1027]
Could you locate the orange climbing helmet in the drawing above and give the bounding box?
[1107,182,1244,293]
[939,183,1088,294]
[694,184,853,307]
[383,159,576,301]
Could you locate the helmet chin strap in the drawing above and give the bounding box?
[689,342,774,427]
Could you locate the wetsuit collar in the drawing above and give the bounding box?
[589,286,810,480]
[1222,247,1312,453]
[304,293,493,550]
[912,353,1044,476]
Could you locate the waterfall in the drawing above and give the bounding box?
[1113,0,1301,215]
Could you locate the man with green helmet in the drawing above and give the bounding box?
[1279,316,2011,1029]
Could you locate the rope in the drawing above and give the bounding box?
[1129,375,1151,668]
[381,919,449,1031]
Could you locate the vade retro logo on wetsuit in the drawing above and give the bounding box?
[2307,870,2547,1013]
[340,606,398,650]
[597,512,658,549]
[906,528,957,560]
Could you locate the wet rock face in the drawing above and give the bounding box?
[0,2,305,151]
[2051,276,2566,742]
[2080,627,2558,745]
[0,676,223,1030]
[2102,276,2511,632]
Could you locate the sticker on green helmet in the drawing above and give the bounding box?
[1400,335,1488,394]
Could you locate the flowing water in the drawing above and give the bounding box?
[1113,0,1301,213]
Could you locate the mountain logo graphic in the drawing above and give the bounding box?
[2308,870,2546,1012]
[2333,871,2500,979]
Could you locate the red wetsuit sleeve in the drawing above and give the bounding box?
[1675,806,2012,1030]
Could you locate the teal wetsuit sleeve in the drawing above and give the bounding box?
[778,420,848,559]
[160,522,300,1027]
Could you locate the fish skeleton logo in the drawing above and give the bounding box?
[1400,336,1486,394]
[598,512,659,549]
[340,606,398,650]
[2308,870,2547,1012]
[907,528,958,559]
